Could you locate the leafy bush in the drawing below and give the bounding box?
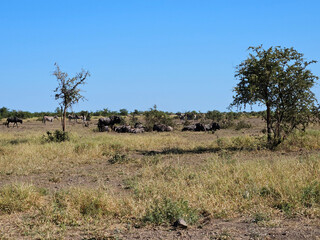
[219,120,235,129]
[235,120,252,130]
[143,198,198,225]
[44,130,70,142]
[206,110,223,122]
[301,182,320,207]
[143,106,174,131]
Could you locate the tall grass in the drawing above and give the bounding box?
[1,126,320,237]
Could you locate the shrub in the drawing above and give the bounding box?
[143,198,198,225]
[43,130,70,142]
[219,119,235,129]
[235,120,252,130]
[301,182,320,207]
[143,106,174,131]
[206,110,223,122]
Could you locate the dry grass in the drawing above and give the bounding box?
[0,119,320,238]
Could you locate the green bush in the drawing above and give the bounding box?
[235,120,252,130]
[301,182,320,207]
[143,106,174,131]
[44,130,70,143]
[143,198,198,225]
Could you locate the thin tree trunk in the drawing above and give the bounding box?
[63,108,67,132]
[266,102,272,144]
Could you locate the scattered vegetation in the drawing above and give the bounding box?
[235,120,252,130]
[43,130,70,142]
[1,118,320,238]
[143,105,174,131]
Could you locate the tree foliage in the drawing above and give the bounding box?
[143,106,173,131]
[231,45,318,146]
[53,63,90,131]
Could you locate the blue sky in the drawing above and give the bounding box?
[1,0,319,113]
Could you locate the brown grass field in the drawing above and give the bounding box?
[0,117,320,239]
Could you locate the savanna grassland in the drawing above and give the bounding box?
[0,117,320,239]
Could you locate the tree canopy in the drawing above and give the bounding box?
[231,45,318,146]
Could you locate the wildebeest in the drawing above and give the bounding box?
[114,124,145,134]
[182,124,196,131]
[153,124,173,132]
[42,115,59,124]
[114,125,132,133]
[98,116,121,132]
[195,123,206,131]
[6,117,23,128]
[211,122,221,131]
[68,114,76,122]
[132,127,145,133]
[182,122,220,132]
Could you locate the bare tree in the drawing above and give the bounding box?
[53,63,90,132]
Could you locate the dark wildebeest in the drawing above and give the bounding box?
[204,122,221,131]
[98,116,121,132]
[114,125,132,133]
[114,124,145,134]
[211,122,221,131]
[6,117,23,128]
[42,115,59,124]
[183,122,220,132]
[153,124,173,132]
[68,114,76,122]
[195,123,206,131]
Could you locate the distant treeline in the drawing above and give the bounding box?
[0,106,266,121]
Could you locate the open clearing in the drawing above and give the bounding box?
[0,118,320,239]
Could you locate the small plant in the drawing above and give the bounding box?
[143,198,198,225]
[301,181,320,207]
[108,154,129,164]
[259,186,281,200]
[273,201,293,215]
[235,120,252,131]
[252,212,270,223]
[44,130,70,142]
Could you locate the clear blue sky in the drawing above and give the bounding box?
[1,0,319,113]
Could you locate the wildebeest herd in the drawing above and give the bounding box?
[3,114,221,134]
[97,115,220,134]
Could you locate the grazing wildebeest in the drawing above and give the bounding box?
[68,114,76,122]
[182,124,196,131]
[132,127,145,134]
[211,122,221,131]
[98,116,121,132]
[134,122,144,129]
[195,123,206,131]
[6,117,23,128]
[182,122,220,132]
[114,124,145,134]
[153,124,173,132]
[42,115,59,124]
[114,125,132,133]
